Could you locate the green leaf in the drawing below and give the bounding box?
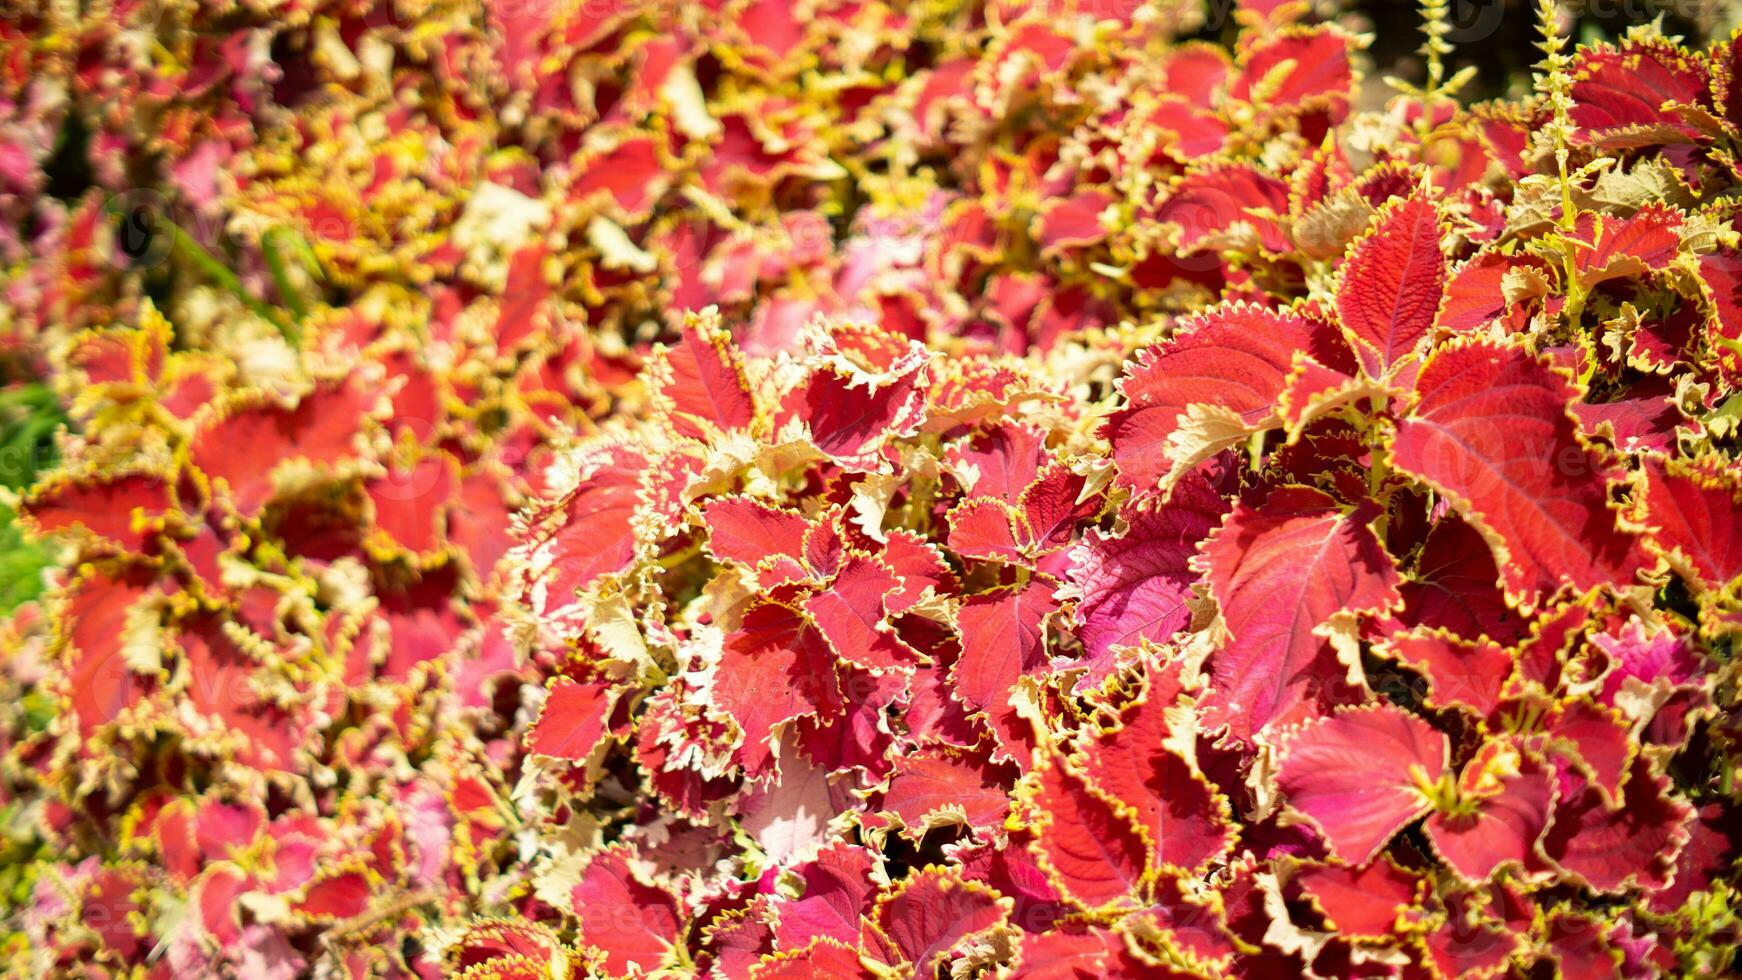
[0,505,50,613]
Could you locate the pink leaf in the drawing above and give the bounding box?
[1277,703,1447,865]
[1199,487,1402,738]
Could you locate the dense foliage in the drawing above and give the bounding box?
[2,0,1741,977]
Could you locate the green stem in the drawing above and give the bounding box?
[1556,149,1577,232]
[260,227,310,323]
[1560,260,1587,338]
[163,220,301,348]
[1364,393,1393,542]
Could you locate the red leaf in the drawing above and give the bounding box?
[569,134,669,216]
[1541,756,1692,893]
[701,497,812,569]
[951,581,1058,716]
[1081,678,1234,874]
[1391,341,1644,611]
[291,869,373,922]
[804,556,918,672]
[1394,516,1526,643]
[901,624,982,749]
[1421,899,1519,980]
[1144,96,1228,160]
[1008,927,1112,980]
[879,746,1013,836]
[1106,303,1323,496]
[655,312,758,440]
[1638,452,1742,593]
[1627,307,1699,372]
[494,245,554,350]
[1699,248,1742,381]
[788,334,929,469]
[1294,859,1423,938]
[1035,190,1112,255]
[366,454,459,557]
[1567,39,1709,142]
[192,379,375,518]
[1014,465,1096,554]
[1026,760,1151,909]
[1541,911,1626,979]
[1424,741,1555,881]
[523,442,645,606]
[706,899,776,978]
[866,866,1010,973]
[879,531,957,613]
[634,694,737,819]
[22,472,173,552]
[178,615,306,771]
[1276,349,1370,437]
[449,471,517,579]
[1436,252,1541,335]
[801,520,845,582]
[448,921,567,974]
[1335,190,1446,375]
[1233,27,1355,114]
[525,677,615,762]
[1647,804,1741,914]
[1152,165,1291,254]
[944,424,1047,505]
[192,799,264,860]
[1592,619,1703,708]
[59,570,157,740]
[1544,697,1635,805]
[1277,703,1447,865]
[713,603,842,777]
[955,832,1068,930]
[1567,205,1683,289]
[792,664,903,775]
[1576,380,1694,455]
[85,867,152,961]
[756,933,877,980]
[1199,487,1402,738]
[571,844,683,975]
[1382,630,1513,717]
[1509,599,1593,695]
[945,498,1026,563]
[750,938,874,980]
[773,842,875,950]
[193,873,249,946]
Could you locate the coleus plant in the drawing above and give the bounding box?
[2,0,1742,978]
[496,257,1739,976]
